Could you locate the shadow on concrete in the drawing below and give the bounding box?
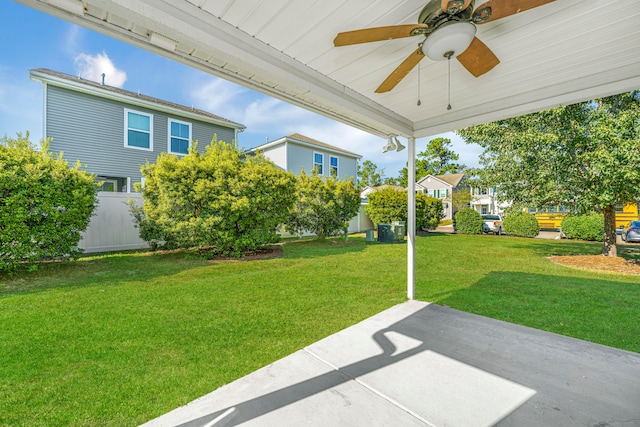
[146,302,640,426]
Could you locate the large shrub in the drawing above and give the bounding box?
[453,208,484,234]
[0,133,98,272]
[131,139,296,256]
[365,187,407,225]
[503,211,540,237]
[287,171,360,239]
[416,194,445,231]
[364,188,443,231]
[561,212,604,241]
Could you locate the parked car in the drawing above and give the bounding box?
[481,214,504,235]
[621,220,640,242]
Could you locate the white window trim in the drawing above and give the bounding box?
[167,118,192,155]
[313,151,324,175]
[124,108,153,151]
[329,155,339,176]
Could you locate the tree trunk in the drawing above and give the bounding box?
[602,205,617,257]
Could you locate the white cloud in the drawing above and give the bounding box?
[189,76,246,119]
[74,52,127,87]
[185,77,482,179]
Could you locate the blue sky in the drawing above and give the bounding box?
[0,1,481,179]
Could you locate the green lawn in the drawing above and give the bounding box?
[1,234,639,426]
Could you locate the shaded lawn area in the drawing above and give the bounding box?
[1,234,639,426]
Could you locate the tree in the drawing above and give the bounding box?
[131,138,296,256]
[364,187,444,231]
[450,187,473,212]
[458,91,640,256]
[287,171,360,239]
[357,159,385,189]
[397,137,465,186]
[0,133,98,272]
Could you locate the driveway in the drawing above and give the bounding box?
[141,301,640,427]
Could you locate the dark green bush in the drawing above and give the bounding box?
[561,212,604,241]
[417,194,445,231]
[453,208,483,234]
[0,133,98,272]
[503,211,540,237]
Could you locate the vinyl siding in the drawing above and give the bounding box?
[285,142,358,180]
[45,85,236,185]
[261,144,287,171]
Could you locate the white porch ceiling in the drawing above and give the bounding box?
[17,0,640,139]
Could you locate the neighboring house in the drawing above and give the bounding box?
[249,133,371,234]
[470,186,509,215]
[30,68,245,192]
[247,133,361,184]
[416,173,465,220]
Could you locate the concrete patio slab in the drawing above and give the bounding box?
[141,301,640,427]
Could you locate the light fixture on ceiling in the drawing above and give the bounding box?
[381,136,396,153]
[382,136,405,153]
[421,21,476,61]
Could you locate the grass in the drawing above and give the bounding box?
[1,234,639,426]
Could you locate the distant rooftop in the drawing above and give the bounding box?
[249,133,361,158]
[29,68,245,130]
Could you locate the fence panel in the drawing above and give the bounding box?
[79,192,149,253]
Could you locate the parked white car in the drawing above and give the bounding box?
[481,214,504,235]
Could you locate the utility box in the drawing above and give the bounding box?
[365,229,375,242]
[392,221,406,242]
[377,224,395,243]
[378,222,405,243]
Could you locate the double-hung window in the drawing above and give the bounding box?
[329,156,339,176]
[313,152,324,175]
[168,119,191,155]
[125,109,153,151]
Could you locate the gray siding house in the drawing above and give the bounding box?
[416,173,466,220]
[247,133,361,183]
[30,68,245,192]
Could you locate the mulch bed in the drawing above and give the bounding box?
[549,255,640,275]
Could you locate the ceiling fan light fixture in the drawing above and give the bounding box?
[422,21,476,61]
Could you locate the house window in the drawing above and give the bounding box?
[99,179,118,192]
[314,152,323,175]
[330,156,338,176]
[125,109,153,151]
[168,119,191,155]
[481,205,488,214]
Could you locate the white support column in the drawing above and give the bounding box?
[407,137,416,300]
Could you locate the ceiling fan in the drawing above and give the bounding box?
[334,0,555,93]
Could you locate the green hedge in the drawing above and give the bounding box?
[503,211,540,237]
[561,212,604,241]
[453,208,483,234]
[0,134,98,272]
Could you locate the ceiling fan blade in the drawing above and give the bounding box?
[441,0,473,14]
[456,37,500,77]
[473,0,555,24]
[334,24,428,47]
[375,47,425,93]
